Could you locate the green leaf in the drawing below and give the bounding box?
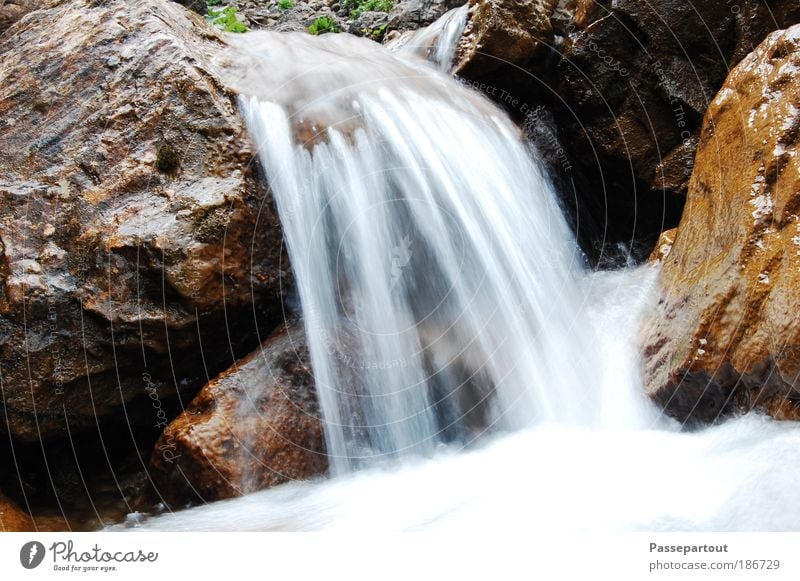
[308,16,339,35]
[206,6,249,33]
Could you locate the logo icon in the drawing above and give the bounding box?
[20,541,46,569]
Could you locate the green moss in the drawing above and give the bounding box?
[277,0,294,10]
[308,16,339,35]
[369,23,388,40]
[155,143,179,174]
[345,0,394,18]
[206,6,249,33]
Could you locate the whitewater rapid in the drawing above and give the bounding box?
[119,266,800,532]
[126,412,800,531]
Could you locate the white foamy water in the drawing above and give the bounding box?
[391,5,469,71]
[121,265,800,531]
[116,31,800,531]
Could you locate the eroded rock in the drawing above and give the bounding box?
[149,318,328,506]
[641,25,800,423]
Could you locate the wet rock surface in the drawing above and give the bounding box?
[454,0,556,81]
[149,318,327,507]
[0,0,288,443]
[0,490,36,531]
[641,25,800,424]
[445,0,798,262]
[552,0,800,259]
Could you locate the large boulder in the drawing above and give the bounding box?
[149,318,328,506]
[641,25,800,423]
[0,0,287,443]
[454,0,557,82]
[554,0,800,257]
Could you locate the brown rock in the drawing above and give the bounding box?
[554,0,800,256]
[0,0,287,442]
[149,318,328,506]
[0,490,35,531]
[454,0,557,81]
[0,490,67,531]
[641,25,800,424]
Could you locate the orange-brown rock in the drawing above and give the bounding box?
[0,490,68,531]
[149,319,328,506]
[641,25,800,424]
[649,228,677,264]
[0,0,287,442]
[0,491,35,531]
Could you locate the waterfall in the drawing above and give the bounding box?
[119,29,800,535]
[390,5,469,71]
[231,31,653,475]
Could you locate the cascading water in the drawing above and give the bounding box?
[232,30,649,474]
[390,5,469,71]
[118,25,800,532]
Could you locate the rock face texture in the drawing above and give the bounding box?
[641,25,800,424]
[454,0,557,81]
[553,0,800,258]
[149,319,328,506]
[448,0,799,261]
[0,1,54,38]
[0,0,287,443]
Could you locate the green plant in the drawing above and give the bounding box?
[277,0,294,10]
[206,6,249,33]
[345,0,394,18]
[308,16,339,35]
[206,0,222,6]
[369,23,388,39]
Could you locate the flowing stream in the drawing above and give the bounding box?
[119,28,800,531]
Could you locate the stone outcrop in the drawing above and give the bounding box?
[454,0,557,82]
[149,319,328,506]
[0,0,287,442]
[641,25,800,423]
[553,0,800,258]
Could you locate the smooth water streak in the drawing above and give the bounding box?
[234,30,654,474]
